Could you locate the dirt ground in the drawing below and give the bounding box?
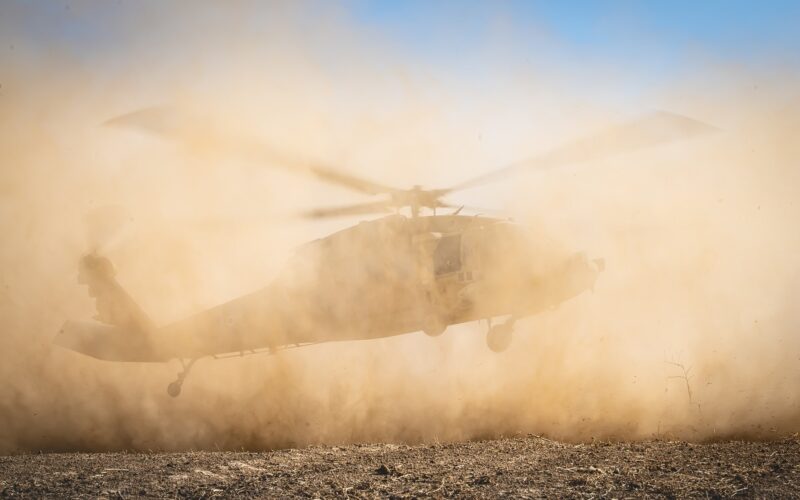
[1,435,799,498]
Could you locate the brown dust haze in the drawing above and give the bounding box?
[1,4,799,453]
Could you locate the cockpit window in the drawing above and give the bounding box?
[434,235,462,275]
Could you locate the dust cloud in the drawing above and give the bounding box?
[1,3,799,453]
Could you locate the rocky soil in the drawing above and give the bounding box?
[2,435,799,498]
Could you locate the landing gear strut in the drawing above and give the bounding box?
[486,317,515,353]
[167,358,197,398]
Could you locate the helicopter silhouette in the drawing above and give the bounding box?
[54,108,714,396]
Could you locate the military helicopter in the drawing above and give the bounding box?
[54,108,714,396]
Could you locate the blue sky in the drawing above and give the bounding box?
[4,0,799,70]
[355,1,800,55]
[2,0,797,128]
[351,0,800,71]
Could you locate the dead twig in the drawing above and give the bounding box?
[665,360,693,403]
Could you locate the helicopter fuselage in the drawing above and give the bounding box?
[152,214,603,359]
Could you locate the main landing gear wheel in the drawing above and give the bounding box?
[486,320,515,353]
[423,315,447,337]
[167,381,182,398]
[167,358,198,398]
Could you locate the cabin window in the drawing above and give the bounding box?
[434,235,462,275]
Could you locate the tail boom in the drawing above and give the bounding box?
[55,320,168,362]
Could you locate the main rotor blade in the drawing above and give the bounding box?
[302,200,395,219]
[448,111,717,192]
[107,107,398,196]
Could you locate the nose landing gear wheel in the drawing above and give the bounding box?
[486,322,513,353]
